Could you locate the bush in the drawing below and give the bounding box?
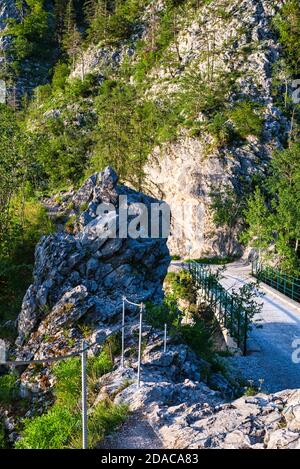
[145,295,182,331]
[77,400,128,449]
[166,271,196,302]
[0,373,19,405]
[15,406,80,449]
[88,349,114,380]
[52,62,70,91]
[229,101,263,139]
[53,358,81,410]
[178,320,213,360]
[207,112,234,146]
[16,345,120,449]
[0,420,6,449]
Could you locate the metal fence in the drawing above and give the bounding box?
[252,259,300,303]
[189,261,249,355]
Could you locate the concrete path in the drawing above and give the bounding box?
[220,261,300,393]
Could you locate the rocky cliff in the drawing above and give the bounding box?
[67,0,288,258]
[16,167,170,364]
[143,0,287,257]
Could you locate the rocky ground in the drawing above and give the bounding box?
[95,331,300,450]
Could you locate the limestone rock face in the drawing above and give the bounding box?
[16,167,170,360]
[0,0,18,72]
[142,0,287,258]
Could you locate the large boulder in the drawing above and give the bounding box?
[16,167,171,359]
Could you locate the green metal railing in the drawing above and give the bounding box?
[189,261,249,355]
[252,259,300,303]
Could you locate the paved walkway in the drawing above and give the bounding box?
[220,262,300,393]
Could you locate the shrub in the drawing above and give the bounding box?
[52,62,70,91]
[72,400,128,449]
[229,101,263,139]
[178,319,213,360]
[88,349,114,378]
[166,271,196,302]
[0,373,19,405]
[0,420,6,449]
[15,406,80,449]
[53,358,81,410]
[145,295,182,331]
[207,112,234,146]
[65,216,77,234]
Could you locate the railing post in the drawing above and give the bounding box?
[81,340,88,450]
[121,296,125,368]
[137,304,144,388]
[164,323,167,353]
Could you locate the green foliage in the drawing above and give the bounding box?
[0,196,54,332]
[242,143,300,274]
[52,62,70,90]
[145,295,182,331]
[273,0,300,75]
[166,271,196,303]
[85,0,146,46]
[241,187,272,250]
[89,79,178,187]
[16,343,122,449]
[210,184,245,256]
[0,420,7,449]
[88,346,115,377]
[177,319,213,360]
[3,0,56,70]
[0,373,19,405]
[207,112,234,147]
[15,406,80,449]
[228,101,263,140]
[188,256,236,265]
[269,144,300,273]
[229,282,264,341]
[79,399,128,449]
[52,357,81,410]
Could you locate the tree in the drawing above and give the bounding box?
[241,187,272,258]
[269,144,300,272]
[210,185,245,257]
[4,0,53,62]
[273,0,300,76]
[0,105,24,254]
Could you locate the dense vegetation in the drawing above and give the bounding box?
[0,340,127,449]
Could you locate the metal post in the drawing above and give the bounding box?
[81,340,88,450]
[164,323,167,353]
[121,297,125,368]
[137,304,143,388]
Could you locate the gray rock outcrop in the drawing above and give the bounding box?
[98,337,300,450]
[16,167,170,361]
